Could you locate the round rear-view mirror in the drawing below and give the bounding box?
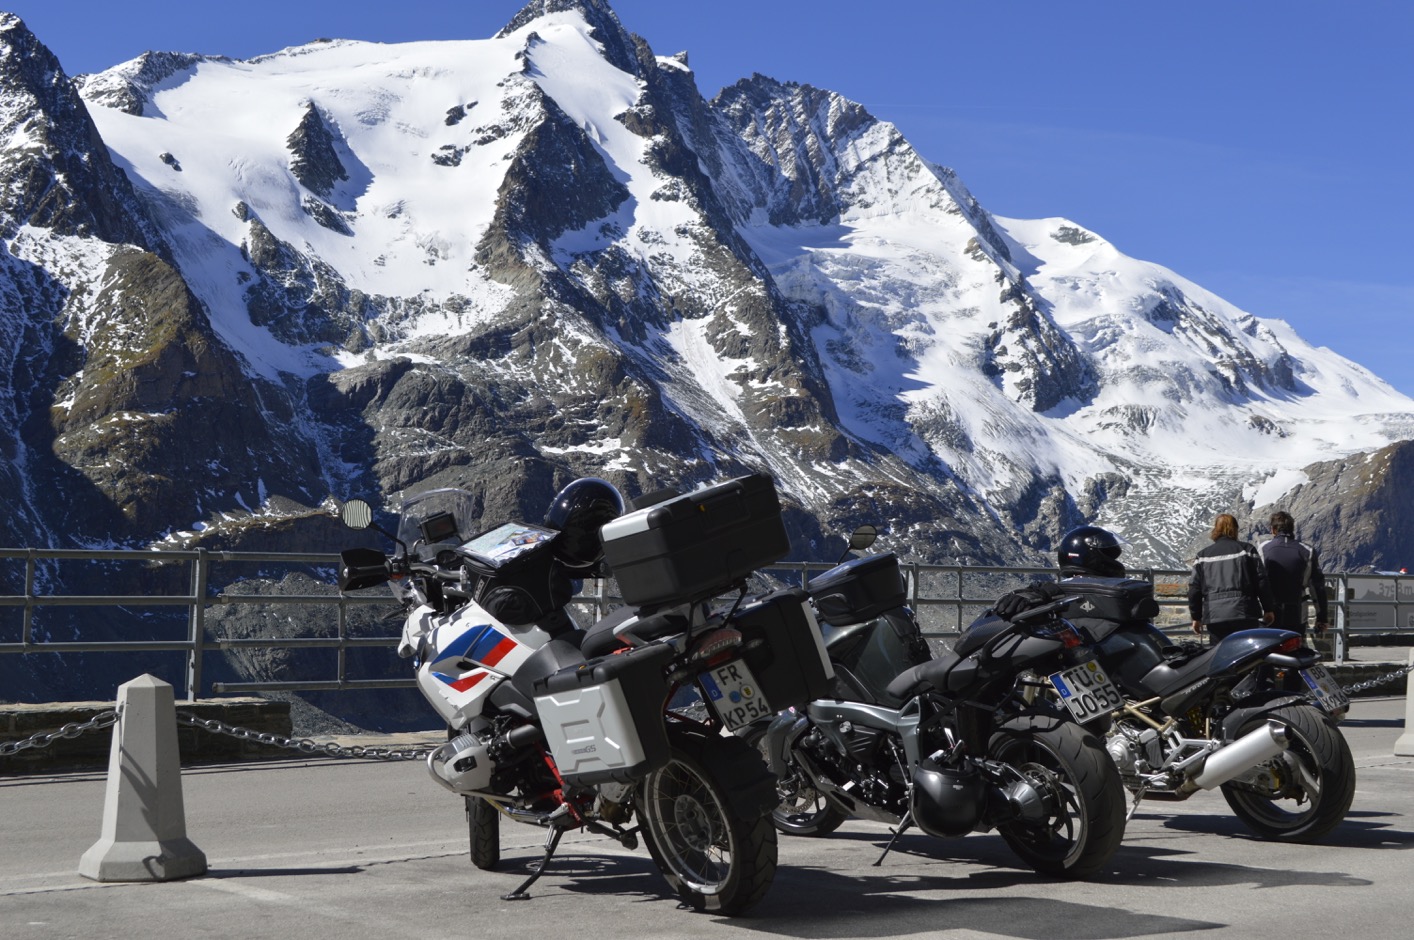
[340,499,374,530]
[848,524,878,551]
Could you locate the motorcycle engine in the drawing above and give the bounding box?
[434,728,496,792]
[1106,734,1139,774]
[1107,721,1172,785]
[802,725,906,813]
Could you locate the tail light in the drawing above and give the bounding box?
[688,627,743,664]
[1059,626,1084,650]
[1276,635,1301,654]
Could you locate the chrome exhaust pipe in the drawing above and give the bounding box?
[1191,720,1289,790]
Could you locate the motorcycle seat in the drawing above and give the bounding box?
[581,606,636,657]
[884,662,929,701]
[1138,648,1217,698]
[884,652,972,701]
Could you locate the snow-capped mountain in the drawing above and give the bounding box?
[3,0,1412,573]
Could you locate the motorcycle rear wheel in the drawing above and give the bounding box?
[1220,703,1355,842]
[987,714,1126,879]
[744,722,847,837]
[638,730,778,915]
[466,796,500,870]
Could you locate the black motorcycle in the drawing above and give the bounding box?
[749,530,1127,878]
[1043,576,1355,842]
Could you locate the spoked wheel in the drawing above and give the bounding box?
[745,722,847,837]
[637,730,778,915]
[466,796,500,870]
[988,715,1126,879]
[1220,703,1355,842]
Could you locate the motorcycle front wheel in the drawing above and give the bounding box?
[637,729,779,915]
[1220,703,1355,842]
[988,714,1127,879]
[744,721,847,837]
[466,796,500,870]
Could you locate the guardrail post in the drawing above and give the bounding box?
[79,674,207,882]
[22,549,35,645]
[954,565,964,633]
[1334,574,1348,665]
[1399,573,1407,632]
[185,549,209,702]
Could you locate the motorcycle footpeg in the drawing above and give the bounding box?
[585,819,640,850]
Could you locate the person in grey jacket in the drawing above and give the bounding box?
[1188,513,1276,643]
[1259,510,1330,639]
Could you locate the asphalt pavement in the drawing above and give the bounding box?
[3,696,1413,940]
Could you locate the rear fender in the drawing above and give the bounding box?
[672,728,780,821]
[1218,693,1311,740]
[762,711,810,778]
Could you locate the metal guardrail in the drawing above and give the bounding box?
[1,548,1407,701]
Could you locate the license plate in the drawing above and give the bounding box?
[1049,661,1124,723]
[1300,664,1350,713]
[701,659,773,732]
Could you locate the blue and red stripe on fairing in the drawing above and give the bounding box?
[435,669,489,693]
[430,622,519,675]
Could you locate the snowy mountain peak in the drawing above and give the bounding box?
[499,0,644,77]
[1,0,1411,571]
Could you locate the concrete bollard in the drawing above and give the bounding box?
[1394,650,1414,757]
[79,674,207,882]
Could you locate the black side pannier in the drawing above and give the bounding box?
[733,588,834,711]
[1062,576,1160,623]
[457,522,571,626]
[808,553,907,626]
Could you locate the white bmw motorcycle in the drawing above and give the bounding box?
[335,474,831,915]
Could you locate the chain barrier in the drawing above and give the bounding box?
[174,713,434,761]
[1338,661,1414,697]
[0,708,120,758]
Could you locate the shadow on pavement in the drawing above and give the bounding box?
[1160,811,1414,850]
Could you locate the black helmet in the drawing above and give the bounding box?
[910,759,986,838]
[544,477,625,568]
[1057,525,1125,577]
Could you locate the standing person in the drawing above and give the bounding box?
[1259,510,1330,639]
[1188,513,1276,643]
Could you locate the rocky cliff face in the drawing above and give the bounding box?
[1243,440,1414,572]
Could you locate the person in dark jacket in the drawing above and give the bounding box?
[1258,510,1329,639]
[1188,513,1275,643]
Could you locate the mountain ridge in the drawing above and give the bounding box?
[0,0,1409,577]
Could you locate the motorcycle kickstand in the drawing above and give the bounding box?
[502,824,567,901]
[1126,784,1147,822]
[873,811,915,867]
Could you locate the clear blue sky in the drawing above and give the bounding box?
[7,0,1412,397]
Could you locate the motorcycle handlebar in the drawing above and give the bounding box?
[405,561,464,583]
